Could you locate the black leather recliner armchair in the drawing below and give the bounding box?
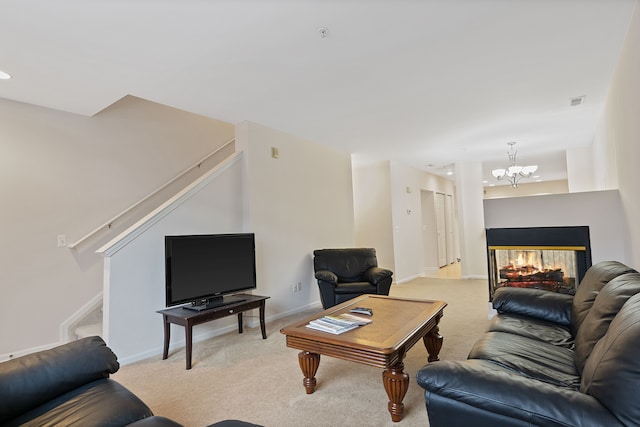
[313,248,393,309]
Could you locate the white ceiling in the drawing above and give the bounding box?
[1,0,637,186]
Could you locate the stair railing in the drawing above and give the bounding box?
[67,138,235,249]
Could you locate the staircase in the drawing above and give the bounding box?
[74,322,103,339]
[63,139,236,342]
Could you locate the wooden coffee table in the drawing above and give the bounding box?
[280,294,447,422]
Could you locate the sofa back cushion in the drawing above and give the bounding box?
[574,273,640,373]
[0,336,119,423]
[571,261,636,335]
[580,292,640,426]
[313,248,379,282]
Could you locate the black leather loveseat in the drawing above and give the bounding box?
[0,336,181,427]
[0,336,263,427]
[417,260,640,427]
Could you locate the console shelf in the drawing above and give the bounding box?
[157,294,269,369]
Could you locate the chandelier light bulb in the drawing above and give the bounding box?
[491,142,537,188]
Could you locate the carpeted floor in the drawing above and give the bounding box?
[113,271,490,427]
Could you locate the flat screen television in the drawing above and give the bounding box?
[165,233,256,310]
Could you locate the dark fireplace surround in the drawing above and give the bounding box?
[486,226,592,300]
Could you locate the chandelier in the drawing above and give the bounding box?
[491,142,538,188]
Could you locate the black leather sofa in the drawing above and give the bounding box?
[417,260,640,427]
[0,336,262,427]
[313,248,393,309]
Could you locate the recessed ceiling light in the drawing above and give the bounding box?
[0,70,11,80]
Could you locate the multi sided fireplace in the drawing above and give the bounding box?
[486,226,592,300]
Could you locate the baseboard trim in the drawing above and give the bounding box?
[461,275,488,280]
[0,341,63,363]
[117,300,324,366]
[394,274,424,284]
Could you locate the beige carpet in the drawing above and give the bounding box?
[113,273,490,427]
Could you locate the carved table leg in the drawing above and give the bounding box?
[382,362,409,422]
[423,324,443,362]
[298,351,320,394]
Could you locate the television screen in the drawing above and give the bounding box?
[165,233,256,309]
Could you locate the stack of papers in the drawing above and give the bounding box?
[306,313,373,334]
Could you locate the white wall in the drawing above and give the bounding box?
[352,161,395,271]
[566,147,595,193]
[353,160,455,283]
[595,2,640,267]
[390,162,427,281]
[98,121,356,363]
[236,122,355,317]
[0,96,234,357]
[484,190,630,265]
[484,180,569,199]
[455,162,488,278]
[101,157,244,362]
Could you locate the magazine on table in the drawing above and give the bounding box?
[323,313,373,325]
[305,312,372,334]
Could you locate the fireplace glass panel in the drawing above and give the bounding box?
[488,246,583,298]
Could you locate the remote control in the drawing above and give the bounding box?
[349,307,373,316]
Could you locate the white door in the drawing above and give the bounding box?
[445,194,455,264]
[435,193,447,267]
[421,190,439,271]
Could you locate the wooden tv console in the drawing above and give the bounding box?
[157,294,269,370]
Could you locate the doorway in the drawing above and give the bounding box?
[421,190,458,272]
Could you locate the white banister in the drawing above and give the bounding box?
[67,138,235,249]
[96,151,243,257]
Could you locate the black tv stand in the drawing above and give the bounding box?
[183,295,247,311]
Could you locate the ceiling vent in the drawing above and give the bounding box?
[569,96,585,107]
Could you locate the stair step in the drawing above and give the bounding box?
[75,322,103,339]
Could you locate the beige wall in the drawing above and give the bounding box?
[353,160,456,282]
[353,161,395,272]
[0,96,234,356]
[484,190,630,265]
[484,180,569,199]
[236,121,355,315]
[596,2,640,267]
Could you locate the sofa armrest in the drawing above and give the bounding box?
[0,336,119,423]
[417,360,622,427]
[128,416,185,427]
[362,267,393,285]
[492,286,573,326]
[315,270,338,285]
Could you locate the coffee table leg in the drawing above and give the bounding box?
[298,351,320,394]
[423,324,443,362]
[382,362,409,422]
